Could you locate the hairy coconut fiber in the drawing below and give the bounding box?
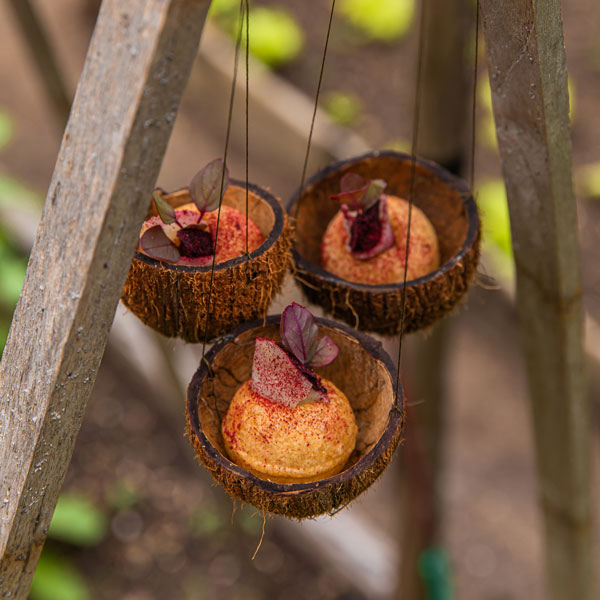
[288,151,480,335]
[186,316,404,519]
[121,180,292,342]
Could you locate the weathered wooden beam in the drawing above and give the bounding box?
[479,1,595,598]
[0,0,211,597]
[6,0,72,126]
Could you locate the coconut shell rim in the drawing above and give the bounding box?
[287,149,480,292]
[134,178,285,273]
[186,314,403,495]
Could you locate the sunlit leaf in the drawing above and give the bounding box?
[152,193,176,225]
[30,552,90,600]
[280,302,318,364]
[309,335,339,367]
[244,7,304,67]
[323,91,362,126]
[140,225,180,263]
[189,158,228,214]
[475,179,512,259]
[340,0,414,42]
[48,493,107,547]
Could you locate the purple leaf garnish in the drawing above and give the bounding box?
[189,158,229,215]
[309,335,339,367]
[280,302,318,364]
[140,225,180,263]
[152,193,177,225]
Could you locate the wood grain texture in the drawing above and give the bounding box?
[480,1,595,598]
[0,0,210,597]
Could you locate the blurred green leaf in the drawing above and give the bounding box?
[0,254,26,307]
[105,480,141,511]
[188,505,224,538]
[476,178,512,258]
[48,494,107,547]
[244,7,304,67]
[340,0,414,42]
[576,162,600,200]
[29,552,90,600]
[0,173,43,210]
[0,110,14,151]
[208,0,239,20]
[323,91,362,126]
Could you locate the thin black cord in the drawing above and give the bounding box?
[469,0,480,192]
[299,0,336,192]
[395,0,428,391]
[200,0,246,360]
[245,0,250,256]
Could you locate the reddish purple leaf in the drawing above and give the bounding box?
[152,193,177,225]
[140,225,180,263]
[189,158,229,214]
[309,335,339,367]
[280,302,318,364]
[340,172,367,193]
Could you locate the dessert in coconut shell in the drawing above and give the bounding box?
[121,160,292,342]
[288,150,480,335]
[186,308,403,519]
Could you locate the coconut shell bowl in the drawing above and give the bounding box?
[288,150,480,335]
[186,315,403,519]
[121,180,292,343]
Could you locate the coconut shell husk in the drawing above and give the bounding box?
[288,151,480,335]
[121,180,292,342]
[186,315,404,519]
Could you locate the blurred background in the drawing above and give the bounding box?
[1,1,599,599]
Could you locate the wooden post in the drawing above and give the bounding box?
[479,1,595,598]
[0,1,211,597]
[397,0,473,598]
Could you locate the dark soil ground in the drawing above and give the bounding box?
[1,1,600,599]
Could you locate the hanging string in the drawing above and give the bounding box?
[394,0,428,397]
[245,0,250,256]
[200,0,246,361]
[298,0,336,192]
[469,0,480,193]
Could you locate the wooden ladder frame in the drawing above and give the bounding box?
[0,1,594,599]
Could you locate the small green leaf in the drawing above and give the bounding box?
[48,493,107,547]
[152,193,176,225]
[189,159,229,214]
[340,0,414,42]
[30,552,90,600]
[361,179,386,209]
[140,225,180,263]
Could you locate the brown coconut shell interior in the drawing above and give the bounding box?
[288,151,480,334]
[186,316,403,519]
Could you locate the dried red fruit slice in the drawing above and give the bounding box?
[251,338,315,408]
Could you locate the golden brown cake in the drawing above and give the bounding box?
[221,378,357,484]
[139,202,265,266]
[321,194,440,284]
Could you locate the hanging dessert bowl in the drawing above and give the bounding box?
[186,303,403,519]
[121,160,292,343]
[287,150,480,335]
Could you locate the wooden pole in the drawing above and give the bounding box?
[0,1,211,597]
[397,0,473,597]
[479,1,595,598]
[6,0,72,127]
